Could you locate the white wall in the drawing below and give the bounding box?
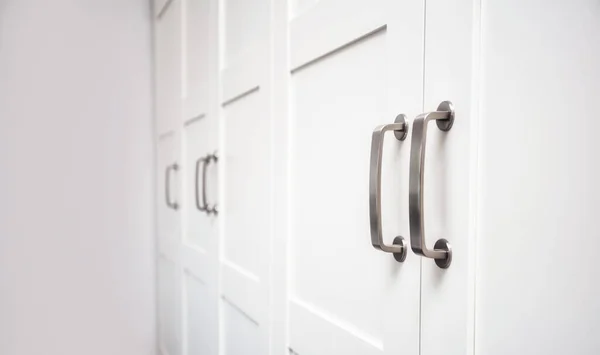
[0,1,156,354]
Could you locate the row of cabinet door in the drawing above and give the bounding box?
[154,0,600,354]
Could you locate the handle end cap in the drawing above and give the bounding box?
[392,236,408,263]
[433,238,452,269]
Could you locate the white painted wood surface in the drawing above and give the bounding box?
[474,1,600,354]
[155,0,182,136]
[286,0,426,354]
[152,0,600,354]
[419,0,479,353]
[155,1,220,355]
[156,132,182,355]
[219,0,272,354]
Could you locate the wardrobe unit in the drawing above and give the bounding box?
[153,0,600,355]
[155,0,219,354]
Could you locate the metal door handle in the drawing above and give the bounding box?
[203,152,218,215]
[195,157,208,212]
[409,101,454,268]
[165,163,179,210]
[369,114,409,262]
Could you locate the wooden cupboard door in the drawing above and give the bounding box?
[157,133,181,273]
[473,1,600,354]
[180,0,220,355]
[155,0,182,136]
[219,0,271,354]
[181,116,219,355]
[416,0,478,354]
[155,2,184,354]
[419,1,600,354]
[157,133,182,355]
[285,0,425,354]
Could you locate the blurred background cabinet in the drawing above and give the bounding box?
[154,1,219,355]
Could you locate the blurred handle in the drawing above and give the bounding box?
[165,163,179,210]
[195,157,208,212]
[204,153,218,215]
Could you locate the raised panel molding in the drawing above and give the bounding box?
[289,0,385,71]
[289,299,383,355]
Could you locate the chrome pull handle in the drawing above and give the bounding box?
[203,152,218,215]
[409,101,455,269]
[195,157,208,212]
[369,114,409,262]
[165,163,179,210]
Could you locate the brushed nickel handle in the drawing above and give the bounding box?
[369,114,409,262]
[195,157,208,212]
[165,163,179,210]
[409,101,454,269]
[203,152,218,215]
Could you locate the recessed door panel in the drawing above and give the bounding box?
[155,0,182,135]
[222,91,268,277]
[222,0,268,69]
[183,0,210,119]
[220,0,268,103]
[291,32,389,340]
[220,88,269,355]
[184,273,212,355]
[222,300,262,355]
[159,257,182,355]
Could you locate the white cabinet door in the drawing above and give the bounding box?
[180,0,219,354]
[420,1,600,355]
[285,0,426,354]
[156,0,221,354]
[473,1,600,354]
[181,116,219,355]
[155,2,184,354]
[157,133,182,355]
[415,0,478,354]
[155,0,182,136]
[219,0,271,354]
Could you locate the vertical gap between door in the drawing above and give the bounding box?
[419,0,428,353]
[468,0,484,354]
